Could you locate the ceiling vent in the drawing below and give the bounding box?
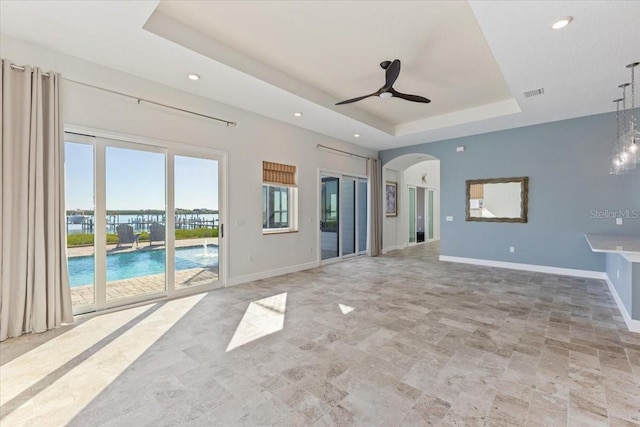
[523,88,545,98]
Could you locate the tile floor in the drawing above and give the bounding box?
[1,242,640,426]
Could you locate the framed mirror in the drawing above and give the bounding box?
[466,177,528,223]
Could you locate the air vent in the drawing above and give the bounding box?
[523,88,545,98]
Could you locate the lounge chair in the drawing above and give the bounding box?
[116,224,138,248]
[149,223,165,246]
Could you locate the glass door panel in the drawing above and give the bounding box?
[341,178,356,256]
[321,176,339,260]
[174,156,220,290]
[65,141,95,311]
[357,179,367,254]
[428,190,434,240]
[105,146,166,303]
[409,187,416,243]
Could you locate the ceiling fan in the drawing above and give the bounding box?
[335,59,431,105]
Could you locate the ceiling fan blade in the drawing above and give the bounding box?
[335,92,379,105]
[389,88,431,103]
[384,59,401,89]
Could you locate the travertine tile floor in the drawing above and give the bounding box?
[2,242,640,426]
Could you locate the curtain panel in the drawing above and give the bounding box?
[1,60,73,341]
[367,157,382,257]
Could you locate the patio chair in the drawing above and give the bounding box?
[149,223,165,246]
[116,224,138,248]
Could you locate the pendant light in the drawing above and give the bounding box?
[619,83,636,171]
[621,62,639,163]
[610,98,625,175]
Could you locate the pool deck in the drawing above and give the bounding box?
[68,237,220,308]
[67,237,219,258]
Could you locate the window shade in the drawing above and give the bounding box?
[263,161,297,186]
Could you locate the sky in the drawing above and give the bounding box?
[65,142,219,211]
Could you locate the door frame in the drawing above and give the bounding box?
[317,168,367,266]
[65,125,228,315]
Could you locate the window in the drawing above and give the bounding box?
[262,161,297,233]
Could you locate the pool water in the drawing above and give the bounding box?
[68,245,218,287]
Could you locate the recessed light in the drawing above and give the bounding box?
[552,16,572,30]
[187,73,200,81]
[354,133,361,138]
[293,112,303,117]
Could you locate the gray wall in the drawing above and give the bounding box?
[381,110,640,272]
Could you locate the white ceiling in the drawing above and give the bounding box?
[1,1,639,152]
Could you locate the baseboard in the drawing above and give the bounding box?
[228,261,319,287]
[604,276,640,333]
[382,244,408,254]
[438,255,607,280]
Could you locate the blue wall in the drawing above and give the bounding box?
[381,110,640,272]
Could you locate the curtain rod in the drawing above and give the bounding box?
[317,144,370,160]
[8,63,237,126]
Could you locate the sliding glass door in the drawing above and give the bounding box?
[320,173,367,264]
[105,145,166,303]
[65,132,225,315]
[321,176,339,261]
[174,155,221,290]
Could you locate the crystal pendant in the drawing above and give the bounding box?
[610,145,624,175]
[621,119,640,164]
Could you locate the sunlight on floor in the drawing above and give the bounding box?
[226,292,287,352]
[0,294,205,426]
[339,303,354,314]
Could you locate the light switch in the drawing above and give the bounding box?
[446,216,453,222]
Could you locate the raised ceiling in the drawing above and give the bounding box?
[1,1,639,151]
[155,1,514,128]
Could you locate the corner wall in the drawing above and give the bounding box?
[381,110,640,272]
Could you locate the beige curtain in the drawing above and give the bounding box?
[367,157,382,256]
[1,60,73,341]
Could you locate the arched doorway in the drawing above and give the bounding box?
[382,153,441,253]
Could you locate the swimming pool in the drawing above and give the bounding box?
[67,245,218,287]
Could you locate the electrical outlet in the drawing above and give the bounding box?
[510,247,515,253]
[236,218,245,226]
[617,269,620,279]
[616,218,623,225]
[446,216,454,222]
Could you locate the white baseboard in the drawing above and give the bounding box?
[228,261,319,287]
[438,255,607,280]
[604,276,640,333]
[382,244,408,254]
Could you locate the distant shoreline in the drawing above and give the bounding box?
[67,209,219,216]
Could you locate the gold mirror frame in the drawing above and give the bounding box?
[465,177,528,223]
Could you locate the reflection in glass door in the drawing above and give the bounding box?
[174,155,220,290]
[342,177,356,257]
[357,179,367,254]
[321,176,339,260]
[65,140,96,312]
[105,146,166,303]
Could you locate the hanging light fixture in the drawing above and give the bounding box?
[618,83,636,171]
[610,98,625,175]
[621,62,640,163]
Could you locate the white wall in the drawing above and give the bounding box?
[1,34,376,285]
[382,168,400,251]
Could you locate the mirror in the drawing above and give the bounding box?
[466,177,528,223]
